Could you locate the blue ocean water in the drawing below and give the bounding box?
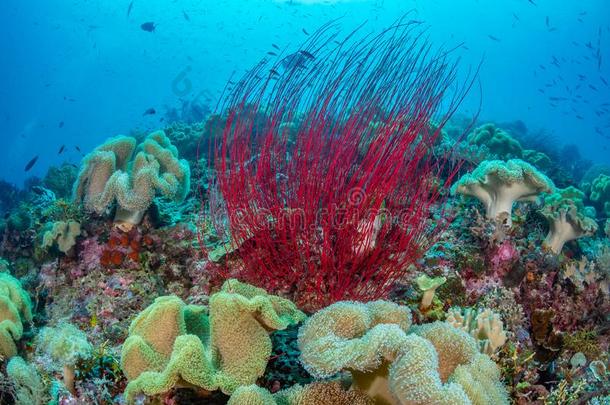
[0,0,608,187]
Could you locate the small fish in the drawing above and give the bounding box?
[302,28,309,35]
[24,156,39,172]
[299,50,315,59]
[68,163,78,168]
[267,51,277,56]
[141,22,156,32]
[183,10,190,21]
[589,84,598,91]
[487,35,501,42]
[545,16,549,27]
[576,115,584,119]
[75,146,82,153]
[127,1,133,18]
[58,145,66,154]
[601,77,608,86]
[143,107,156,116]
[272,44,280,50]
[528,0,536,5]
[512,13,520,21]
[58,121,64,128]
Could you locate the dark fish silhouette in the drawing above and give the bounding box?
[545,16,549,27]
[272,44,280,50]
[127,1,133,17]
[302,28,309,35]
[75,146,82,153]
[58,145,66,154]
[183,10,190,22]
[141,22,156,32]
[299,50,315,59]
[281,52,309,70]
[488,35,501,42]
[143,107,156,116]
[528,0,536,5]
[58,121,64,128]
[267,51,277,56]
[24,156,39,172]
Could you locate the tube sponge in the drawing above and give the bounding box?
[120,279,305,402]
[73,131,190,228]
[451,159,554,226]
[0,273,32,359]
[539,186,598,254]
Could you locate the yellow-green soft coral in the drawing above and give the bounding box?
[35,322,93,394]
[0,273,32,359]
[467,123,523,159]
[451,159,555,226]
[590,174,610,217]
[7,356,48,405]
[229,382,373,405]
[120,279,305,402]
[539,186,598,254]
[40,220,81,254]
[298,301,509,405]
[73,131,190,228]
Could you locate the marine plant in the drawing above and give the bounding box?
[73,131,191,230]
[120,279,305,402]
[451,159,554,226]
[205,21,473,310]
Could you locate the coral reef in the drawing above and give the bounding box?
[73,131,191,228]
[0,273,32,359]
[40,219,81,254]
[445,307,507,355]
[590,174,610,217]
[452,159,555,226]
[539,186,598,254]
[120,279,305,401]
[467,123,523,159]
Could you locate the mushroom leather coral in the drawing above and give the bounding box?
[73,131,190,227]
[120,279,305,402]
[539,186,598,254]
[298,300,509,405]
[0,273,32,359]
[228,382,374,405]
[451,159,554,226]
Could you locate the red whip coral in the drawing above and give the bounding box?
[204,20,473,310]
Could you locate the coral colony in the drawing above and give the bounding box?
[0,21,608,405]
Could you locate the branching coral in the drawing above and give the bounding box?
[445,307,507,355]
[0,273,32,359]
[35,322,93,394]
[120,279,305,402]
[451,159,555,226]
[73,131,190,228]
[540,186,598,254]
[298,300,509,405]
